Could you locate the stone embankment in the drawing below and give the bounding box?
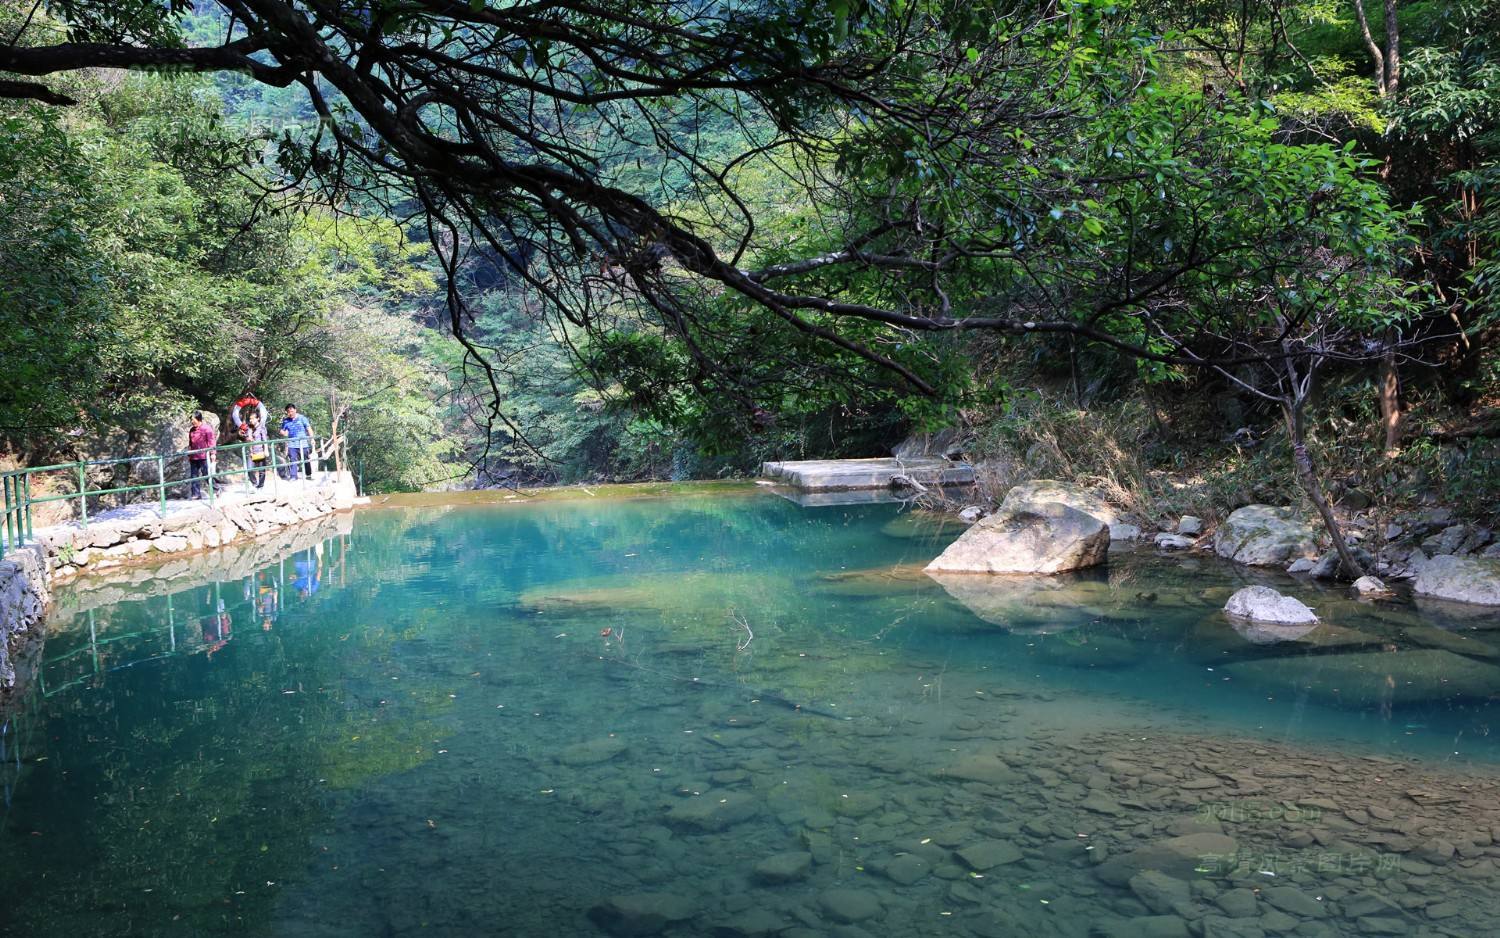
[1,472,360,697]
[38,472,357,582]
[0,546,48,693]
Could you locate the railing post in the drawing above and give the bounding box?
[23,472,32,543]
[3,475,13,550]
[207,460,215,507]
[157,455,166,516]
[77,464,88,526]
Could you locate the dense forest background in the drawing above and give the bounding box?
[0,0,1496,525]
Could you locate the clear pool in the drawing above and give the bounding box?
[3,489,1498,936]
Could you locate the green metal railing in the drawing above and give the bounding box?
[1,433,347,551]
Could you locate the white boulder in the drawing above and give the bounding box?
[925,501,1109,575]
[1351,575,1392,597]
[1223,585,1319,625]
[1000,479,1118,525]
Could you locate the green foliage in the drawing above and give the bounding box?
[0,72,453,490]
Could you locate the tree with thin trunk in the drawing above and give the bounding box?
[1352,0,1400,96]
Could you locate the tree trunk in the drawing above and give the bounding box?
[1351,0,1386,94]
[1283,403,1366,579]
[1068,335,1082,406]
[1382,0,1400,94]
[1352,0,1401,95]
[1379,336,1401,455]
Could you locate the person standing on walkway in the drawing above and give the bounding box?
[245,411,269,488]
[279,403,314,480]
[188,411,216,499]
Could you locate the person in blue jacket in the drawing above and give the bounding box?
[279,403,315,480]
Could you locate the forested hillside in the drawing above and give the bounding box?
[0,0,1496,518]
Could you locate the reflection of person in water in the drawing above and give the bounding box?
[201,598,232,657]
[292,545,322,599]
[257,571,279,631]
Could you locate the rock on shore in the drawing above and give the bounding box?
[1412,554,1500,606]
[925,501,1109,574]
[1214,505,1320,567]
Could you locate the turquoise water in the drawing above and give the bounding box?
[4,490,1500,936]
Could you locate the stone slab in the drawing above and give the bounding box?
[760,457,975,492]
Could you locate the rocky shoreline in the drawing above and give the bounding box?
[918,478,1500,612]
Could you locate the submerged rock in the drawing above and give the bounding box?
[1129,870,1192,915]
[877,852,931,885]
[1092,916,1191,938]
[955,839,1024,870]
[1095,832,1238,886]
[1223,586,1318,625]
[934,753,1023,786]
[665,790,758,832]
[1214,505,1320,567]
[1223,648,1500,705]
[752,851,811,884]
[710,909,785,938]
[1412,555,1500,606]
[1400,622,1500,659]
[818,888,882,923]
[588,893,696,936]
[817,563,933,598]
[556,736,628,767]
[925,501,1109,574]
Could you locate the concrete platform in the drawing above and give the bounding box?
[760,457,975,492]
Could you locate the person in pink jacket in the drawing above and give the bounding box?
[187,411,217,499]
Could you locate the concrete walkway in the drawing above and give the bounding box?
[761,457,975,492]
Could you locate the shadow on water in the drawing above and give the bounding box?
[2,490,1499,936]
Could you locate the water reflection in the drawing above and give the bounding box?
[3,494,1500,937]
[37,517,353,697]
